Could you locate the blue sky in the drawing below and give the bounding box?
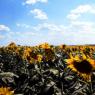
[0,0,95,46]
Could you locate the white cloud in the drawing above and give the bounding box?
[30,9,48,20]
[4,30,43,46]
[70,21,94,31]
[16,23,30,28]
[33,23,66,32]
[67,13,80,20]
[66,4,95,44]
[71,5,94,14]
[0,35,4,39]
[0,25,10,31]
[67,4,95,20]
[3,20,95,45]
[15,22,95,44]
[24,0,48,5]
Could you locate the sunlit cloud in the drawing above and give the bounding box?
[0,25,10,31]
[30,9,48,20]
[24,0,48,5]
[67,4,95,20]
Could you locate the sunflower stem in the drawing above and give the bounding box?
[90,74,93,94]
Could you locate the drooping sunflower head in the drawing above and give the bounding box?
[0,87,14,95]
[65,54,95,82]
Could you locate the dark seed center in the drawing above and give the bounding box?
[73,60,92,74]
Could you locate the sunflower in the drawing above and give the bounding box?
[59,44,66,49]
[0,87,14,95]
[36,54,43,62]
[39,42,50,49]
[65,53,95,82]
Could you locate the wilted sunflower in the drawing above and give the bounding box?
[65,54,95,82]
[0,87,14,95]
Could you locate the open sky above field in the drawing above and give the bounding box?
[0,0,95,46]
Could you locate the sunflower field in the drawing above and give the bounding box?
[0,42,95,95]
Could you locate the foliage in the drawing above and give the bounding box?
[0,42,95,94]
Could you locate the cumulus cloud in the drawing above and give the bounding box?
[32,22,95,45]
[33,23,66,32]
[24,0,48,5]
[30,9,48,20]
[67,4,95,20]
[3,20,95,45]
[0,25,10,31]
[16,23,30,28]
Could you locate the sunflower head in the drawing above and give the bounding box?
[0,87,14,95]
[39,42,50,49]
[73,60,92,74]
[36,54,43,62]
[59,44,66,49]
[65,54,95,82]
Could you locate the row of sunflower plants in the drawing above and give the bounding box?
[0,42,95,94]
